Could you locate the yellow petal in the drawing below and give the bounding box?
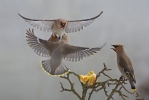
[88,70,95,76]
[79,75,89,84]
[88,74,96,85]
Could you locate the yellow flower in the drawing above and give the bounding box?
[87,71,96,85]
[79,71,97,86]
[88,70,95,76]
[79,75,89,84]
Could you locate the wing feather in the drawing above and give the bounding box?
[65,11,103,33]
[26,29,50,57]
[19,14,55,32]
[64,43,105,61]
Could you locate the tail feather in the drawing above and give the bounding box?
[129,80,136,92]
[41,59,69,76]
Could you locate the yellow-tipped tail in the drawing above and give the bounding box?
[132,88,136,92]
[40,60,70,77]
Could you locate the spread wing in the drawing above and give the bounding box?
[64,43,105,61]
[65,11,103,33]
[26,29,50,57]
[19,14,55,32]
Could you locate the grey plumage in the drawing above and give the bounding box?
[26,29,105,75]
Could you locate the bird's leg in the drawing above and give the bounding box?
[57,36,61,41]
[48,34,60,42]
[119,76,124,80]
[119,76,128,84]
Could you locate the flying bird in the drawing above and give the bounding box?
[20,11,103,42]
[111,44,136,92]
[26,29,105,75]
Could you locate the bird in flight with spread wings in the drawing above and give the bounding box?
[20,11,103,42]
[26,29,105,75]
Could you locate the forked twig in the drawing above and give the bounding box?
[59,63,142,100]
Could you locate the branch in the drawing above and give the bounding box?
[88,89,94,100]
[135,92,144,100]
[96,63,112,80]
[59,63,142,100]
[60,74,82,100]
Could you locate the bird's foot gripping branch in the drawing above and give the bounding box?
[60,63,144,100]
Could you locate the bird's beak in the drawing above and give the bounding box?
[111,45,116,48]
[111,45,116,51]
[61,23,66,29]
[111,48,116,51]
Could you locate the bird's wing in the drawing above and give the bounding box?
[119,56,136,83]
[127,56,135,73]
[26,29,50,57]
[65,11,103,33]
[19,14,55,32]
[64,43,105,61]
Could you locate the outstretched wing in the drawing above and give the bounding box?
[65,11,103,33]
[64,43,105,61]
[26,29,50,57]
[19,14,55,32]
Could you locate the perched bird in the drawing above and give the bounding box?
[111,44,136,92]
[26,29,105,75]
[20,11,103,42]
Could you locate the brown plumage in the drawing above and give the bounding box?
[111,44,136,91]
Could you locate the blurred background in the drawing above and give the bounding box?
[0,0,149,100]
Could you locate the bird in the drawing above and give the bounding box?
[26,28,105,75]
[111,44,136,92]
[19,11,103,42]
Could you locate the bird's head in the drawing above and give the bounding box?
[58,19,67,29]
[111,44,125,53]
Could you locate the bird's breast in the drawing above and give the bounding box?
[52,26,65,36]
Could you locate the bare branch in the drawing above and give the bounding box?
[59,63,142,100]
[136,92,144,100]
[88,89,94,100]
[60,73,82,100]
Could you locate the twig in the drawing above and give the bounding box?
[107,78,121,100]
[136,92,144,100]
[120,85,133,94]
[59,63,140,100]
[88,89,94,100]
[60,82,71,92]
[60,74,82,100]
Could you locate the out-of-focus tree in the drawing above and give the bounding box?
[138,79,149,100]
